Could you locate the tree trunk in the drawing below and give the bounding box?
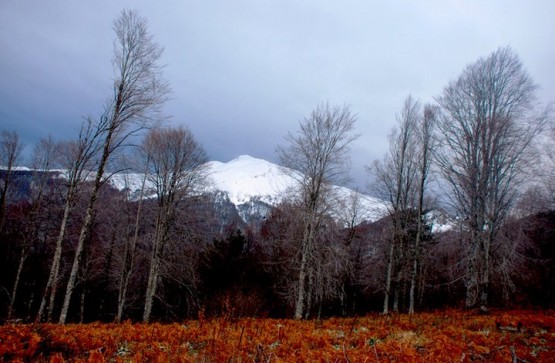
[409,193,425,315]
[36,198,72,322]
[408,257,418,315]
[465,238,480,308]
[393,278,400,313]
[59,127,114,324]
[143,212,169,323]
[143,244,161,322]
[7,247,27,320]
[383,239,395,314]
[58,201,96,324]
[116,173,147,322]
[294,248,308,320]
[80,290,86,323]
[479,236,491,312]
[418,264,426,307]
[295,215,315,320]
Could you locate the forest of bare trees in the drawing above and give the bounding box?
[0,10,553,323]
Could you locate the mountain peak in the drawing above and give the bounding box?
[206,155,389,224]
[207,155,292,206]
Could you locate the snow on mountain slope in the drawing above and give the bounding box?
[5,156,451,228]
[5,155,390,224]
[206,155,295,206]
[104,155,446,228]
[98,154,390,224]
[205,155,388,223]
[108,172,152,199]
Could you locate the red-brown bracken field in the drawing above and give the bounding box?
[1,309,554,362]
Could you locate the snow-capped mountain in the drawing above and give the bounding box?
[204,155,389,225]
[107,155,389,225]
[206,155,292,207]
[3,155,455,230]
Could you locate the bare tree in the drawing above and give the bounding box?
[7,135,60,320]
[115,156,149,322]
[58,9,169,324]
[371,96,419,314]
[436,46,548,311]
[278,103,358,319]
[141,126,207,322]
[36,121,100,322]
[0,130,24,232]
[408,104,437,314]
[370,96,437,314]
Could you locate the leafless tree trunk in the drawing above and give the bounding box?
[36,122,100,322]
[8,136,59,320]
[115,166,148,322]
[382,239,395,314]
[371,96,420,314]
[8,252,26,320]
[408,104,436,314]
[58,9,168,324]
[0,130,24,232]
[1,130,24,319]
[141,126,207,322]
[278,103,358,319]
[436,46,548,311]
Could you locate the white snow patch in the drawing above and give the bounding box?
[206,155,295,206]
[206,155,389,223]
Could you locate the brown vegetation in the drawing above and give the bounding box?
[1,310,553,362]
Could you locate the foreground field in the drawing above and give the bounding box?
[0,310,553,362]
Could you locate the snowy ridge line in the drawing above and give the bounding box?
[7,155,459,229]
[206,155,390,224]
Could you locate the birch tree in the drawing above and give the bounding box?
[408,104,437,314]
[115,156,149,322]
[371,96,436,314]
[36,121,100,322]
[141,126,207,322]
[278,103,358,319]
[436,46,547,311]
[371,96,419,314]
[58,9,169,324]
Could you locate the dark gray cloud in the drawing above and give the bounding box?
[1,1,554,188]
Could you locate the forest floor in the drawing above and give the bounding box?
[0,309,554,362]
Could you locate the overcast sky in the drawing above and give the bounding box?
[1,1,554,188]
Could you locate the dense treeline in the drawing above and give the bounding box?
[0,9,554,323]
[0,171,553,323]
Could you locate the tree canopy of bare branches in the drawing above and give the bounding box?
[142,126,208,322]
[436,46,548,311]
[371,96,437,314]
[278,103,358,319]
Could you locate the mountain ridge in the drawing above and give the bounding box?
[203,155,389,224]
[3,155,391,225]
